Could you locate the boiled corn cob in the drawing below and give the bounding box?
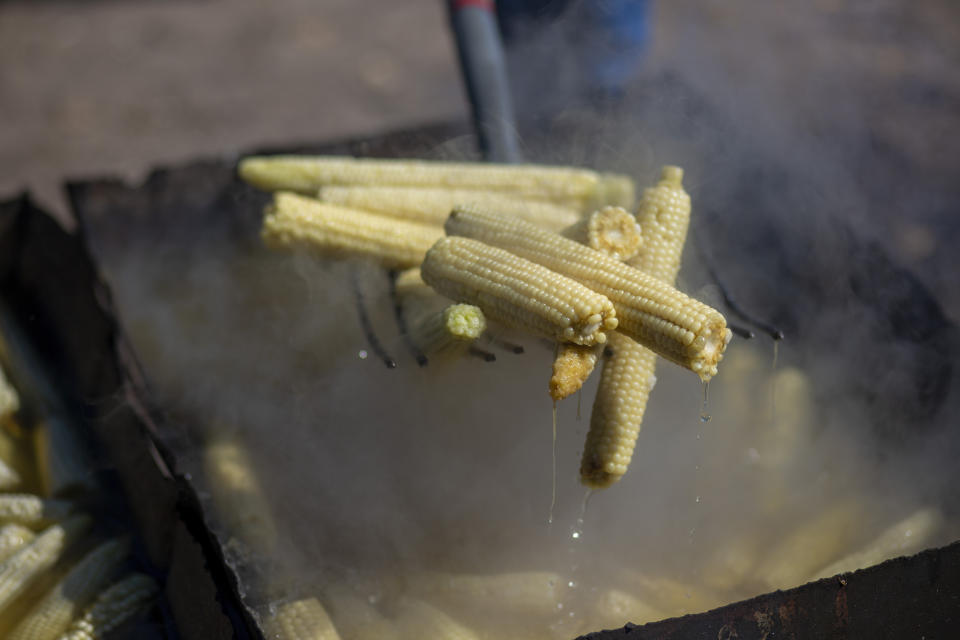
[318,186,581,231]
[406,571,567,618]
[0,515,90,613]
[262,597,342,640]
[549,344,603,401]
[322,587,398,640]
[9,538,129,640]
[754,502,865,590]
[407,304,487,358]
[55,573,158,640]
[421,237,617,346]
[810,508,944,581]
[262,192,443,269]
[204,436,278,555]
[239,156,634,211]
[394,598,479,640]
[0,495,74,526]
[445,205,730,379]
[560,206,643,262]
[582,166,693,488]
[0,524,35,564]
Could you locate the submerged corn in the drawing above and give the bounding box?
[394,598,479,640]
[0,495,74,526]
[262,192,443,269]
[407,571,567,619]
[239,156,634,211]
[262,598,342,640]
[582,166,695,488]
[55,573,158,640]
[445,205,730,379]
[10,538,129,640]
[0,515,90,613]
[560,206,643,261]
[421,237,617,346]
[318,186,581,231]
[0,524,34,564]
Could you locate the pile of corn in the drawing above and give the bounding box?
[241,156,732,491]
[0,344,157,639]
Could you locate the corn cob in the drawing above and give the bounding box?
[262,192,443,269]
[0,524,35,564]
[0,515,90,613]
[560,206,643,261]
[55,573,158,640]
[810,508,944,581]
[0,495,74,526]
[322,587,398,640]
[421,237,617,346]
[0,457,21,491]
[204,436,278,555]
[406,571,567,618]
[262,598,342,640]
[9,538,129,640]
[239,156,634,211]
[617,570,724,618]
[33,414,97,498]
[394,598,479,640]
[317,185,581,231]
[445,205,730,379]
[755,502,865,590]
[550,344,603,401]
[407,304,487,358]
[581,166,696,488]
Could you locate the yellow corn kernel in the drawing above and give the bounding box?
[204,436,278,555]
[33,414,98,499]
[0,495,74,526]
[550,344,603,401]
[239,156,632,211]
[262,598,342,640]
[0,524,35,564]
[581,166,696,488]
[394,598,479,640]
[810,508,944,581]
[421,237,617,346]
[9,538,129,640]
[446,205,730,379]
[54,573,158,640]
[561,206,643,261]
[0,365,19,423]
[318,185,581,231]
[0,515,90,613]
[262,192,443,269]
[408,304,487,359]
[406,571,567,618]
[754,502,866,591]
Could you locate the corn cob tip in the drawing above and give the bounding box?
[659,165,684,186]
[690,326,732,382]
[444,304,486,340]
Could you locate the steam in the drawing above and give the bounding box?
[81,0,960,634]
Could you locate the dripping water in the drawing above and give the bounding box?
[700,381,712,423]
[549,400,558,526]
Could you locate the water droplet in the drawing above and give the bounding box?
[568,580,577,588]
[699,381,712,422]
[700,413,712,423]
[695,495,701,503]
[358,350,368,359]
[557,603,564,610]
[571,531,581,539]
